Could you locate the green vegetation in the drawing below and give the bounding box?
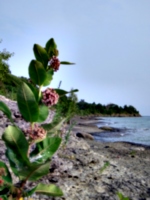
[100,161,110,173]
[0,40,16,99]
[76,100,140,116]
[117,192,130,200]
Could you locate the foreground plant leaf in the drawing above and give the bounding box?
[54,89,78,96]
[18,161,50,181]
[42,117,67,136]
[37,105,49,122]
[0,101,13,123]
[45,38,57,58]
[35,183,63,197]
[17,82,39,122]
[2,126,30,176]
[0,161,12,194]
[26,82,39,102]
[23,186,37,197]
[60,61,75,65]
[43,69,54,86]
[29,60,47,86]
[0,161,12,185]
[33,44,49,69]
[30,137,61,163]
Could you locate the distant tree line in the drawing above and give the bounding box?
[76,100,140,116]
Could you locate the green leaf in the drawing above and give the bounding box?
[63,122,75,146]
[42,117,66,136]
[100,161,110,173]
[54,89,78,96]
[37,105,49,122]
[6,149,23,177]
[33,44,49,69]
[0,195,8,200]
[2,126,29,163]
[28,60,47,86]
[30,137,61,163]
[0,101,13,123]
[60,61,75,65]
[0,160,12,192]
[26,82,39,103]
[18,161,50,181]
[24,186,37,197]
[2,126,30,177]
[45,38,57,58]
[43,69,54,86]
[17,82,39,122]
[5,144,50,181]
[35,183,63,197]
[117,192,129,200]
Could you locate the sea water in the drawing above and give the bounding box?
[94,116,150,146]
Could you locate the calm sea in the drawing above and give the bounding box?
[94,116,150,146]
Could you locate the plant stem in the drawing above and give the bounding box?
[38,85,43,100]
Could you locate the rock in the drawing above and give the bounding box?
[76,132,94,140]
[100,126,121,132]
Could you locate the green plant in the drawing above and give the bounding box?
[0,38,78,199]
[100,161,110,173]
[0,40,14,82]
[129,150,136,157]
[117,192,129,200]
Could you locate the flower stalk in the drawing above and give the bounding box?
[0,37,77,199]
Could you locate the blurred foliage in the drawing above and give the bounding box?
[54,88,78,123]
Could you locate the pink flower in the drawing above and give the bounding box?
[49,56,60,71]
[25,124,47,140]
[42,88,59,106]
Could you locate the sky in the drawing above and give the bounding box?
[0,0,150,115]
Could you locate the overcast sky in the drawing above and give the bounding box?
[1,0,150,115]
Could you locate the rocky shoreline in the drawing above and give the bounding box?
[0,96,150,200]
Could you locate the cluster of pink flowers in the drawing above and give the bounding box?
[42,88,59,107]
[25,124,47,140]
[49,56,60,71]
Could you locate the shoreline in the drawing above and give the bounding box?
[67,116,150,199]
[72,115,150,147]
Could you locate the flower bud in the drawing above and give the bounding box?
[25,124,47,141]
[42,88,59,106]
[49,56,60,71]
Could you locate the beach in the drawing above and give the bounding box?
[0,95,150,199]
[65,116,150,200]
